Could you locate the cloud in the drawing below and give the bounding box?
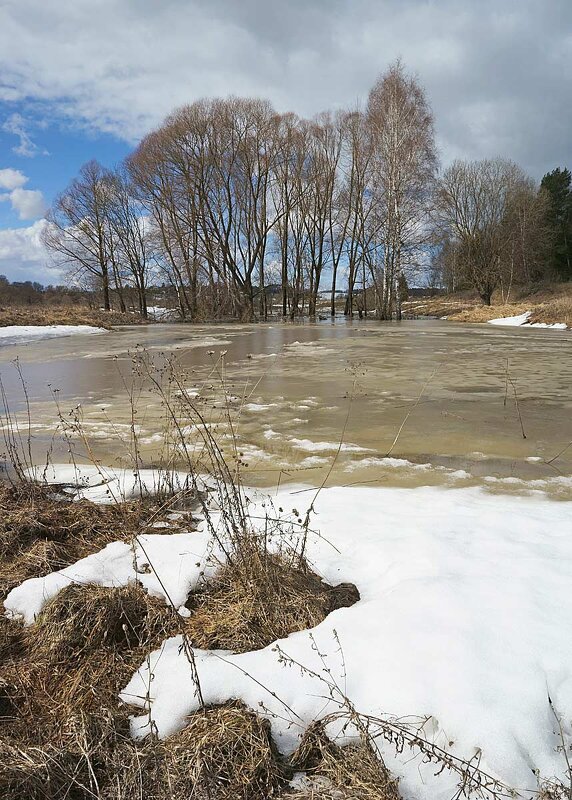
[0,168,27,191]
[0,1,571,177]
[2,112,47,157]
[0,169,47,220]
[7,187,47,220]
[0,220,61,283]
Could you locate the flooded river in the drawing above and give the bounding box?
[1,319,571,497]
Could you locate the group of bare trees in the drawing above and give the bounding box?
[43,161,151,316]
[434,159,553,303]
[43,62,437,321]
[43,59,560,319]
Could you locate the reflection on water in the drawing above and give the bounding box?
[1,319,571,497]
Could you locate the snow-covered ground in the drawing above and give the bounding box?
[24,464,192,503]
[146,306,177,321]
[5,480,572,800]
[0,324,108,345]
[488,311,568,329]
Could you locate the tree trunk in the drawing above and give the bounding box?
[102,266,111,311]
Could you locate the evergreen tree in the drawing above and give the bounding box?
[540,167,572,279]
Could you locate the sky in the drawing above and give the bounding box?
[0,0,571,284]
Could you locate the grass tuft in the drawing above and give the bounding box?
[186,554,359,652]
[286,720,401,800]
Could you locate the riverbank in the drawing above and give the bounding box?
[3,470,572,799]
[0,305,149,329]
[404,282,572,328]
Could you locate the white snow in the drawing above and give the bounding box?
[5,530,215,625]
[488,311,568,329]
[289,437,373,453]
[6,482,572,798]
[25,464,192,503]
[0,324,107,344]
[488,311,532,326]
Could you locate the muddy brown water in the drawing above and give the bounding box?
[1,319,571,498]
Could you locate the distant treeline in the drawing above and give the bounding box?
[41,60,572,320]
[0,276,87,307]
[0,275,173,313]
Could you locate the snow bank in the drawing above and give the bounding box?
[0,324,107,344]
[6,482,572,798]
[25,463,192,503]
[488,311,568,329]
[488,311,532,326]
[122,486,572,797]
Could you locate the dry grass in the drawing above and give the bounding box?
[448,303,531,323]
[404,282,572,328]
[283,720,401,800]
[0,483,151,601]
[0,304,147,329]
[161,701,283,799]
[1,582,180,799]
[186,554,359,652]
[403,294,475,319]
[30,583,181,666]
[530,295,572,327]
[0,473,369,799]
[0,582,285,799]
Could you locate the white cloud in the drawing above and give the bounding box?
[0,1,571,177]
[2,112,46,157]
[7,187,47,220]
[0,167,47,220]
[0,220,61,283]
[0,168,47,220]
[0,168,27,191]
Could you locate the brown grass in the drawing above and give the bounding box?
[0,580,286,800]
[0,304,147,329]
[404,283,572,328]
[186,555,359,652]
[0,482,371,800]
[284,720,401,800]
[448,303,531,324]
[0,483,152,602]
[161,701,283,799]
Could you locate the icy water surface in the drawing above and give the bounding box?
[1,319,571,496]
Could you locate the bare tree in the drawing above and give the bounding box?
[106,167,153,318]
[437,158,542,304]
[366,61,437,319]
[43,160,116,311]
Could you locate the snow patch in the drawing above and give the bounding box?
[25,464,191,504]
[5,531,214,625]
[290,438,373,454]
[0,324,107,345]
[488,311,532,326]
[488,311,568,330]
